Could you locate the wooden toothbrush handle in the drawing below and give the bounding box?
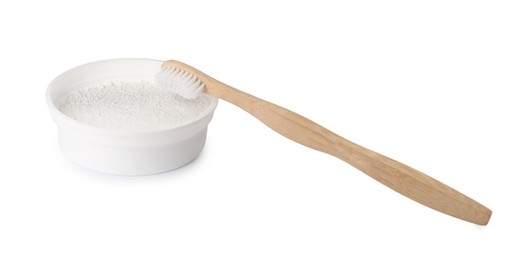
[213,85,491,225]
[162,60,492,225]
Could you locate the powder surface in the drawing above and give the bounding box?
[58,80,210,131]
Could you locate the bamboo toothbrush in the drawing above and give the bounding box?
[155,60,492,225]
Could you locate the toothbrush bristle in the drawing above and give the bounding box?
[155,66,205,100]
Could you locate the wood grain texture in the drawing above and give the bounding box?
[162,60,492,225]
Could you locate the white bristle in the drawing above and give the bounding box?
[155,67,205,100]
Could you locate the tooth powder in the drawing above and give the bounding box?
[58,80,210,131]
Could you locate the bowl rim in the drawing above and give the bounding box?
[46,58,219,137]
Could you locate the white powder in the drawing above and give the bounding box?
[58,80,210,131]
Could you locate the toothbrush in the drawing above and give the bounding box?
[156,60,492,225]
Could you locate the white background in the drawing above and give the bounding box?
[1,1,520,259]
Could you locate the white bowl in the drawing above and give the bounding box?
[46,59,218,175]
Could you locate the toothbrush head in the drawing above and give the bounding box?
[155,61,205,100]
